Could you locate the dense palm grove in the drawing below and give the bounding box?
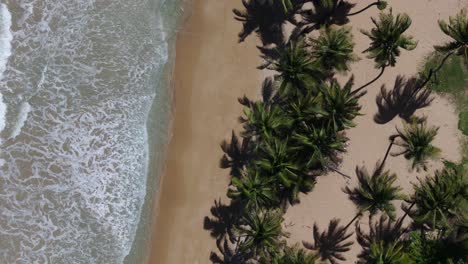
[207,0,468,263]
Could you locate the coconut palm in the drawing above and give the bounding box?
[362,240,409,264]
[220,131,253,177]
[240,101,292,140]
[391,121,440,171]
[343,164,405,222]
[284,91,325,125]
[320,77,362,131]
[255,138,315,204]
[310,26,357,73]
[435,9,468,65]
[268,39,324,98]
[353,10,417,95]
[302,219,354,264]
[407,162,467,231]
[236,210,286,258]
[355,215,405,261]
[268,244,316,264]
[292,123,347,170]
[228,169,279,210]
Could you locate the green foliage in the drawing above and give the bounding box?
[268,244,316,264]
[241,101,292,140]
[320,77,362,131]
[237,210,286,257]
[436,9,468,64]
[344,165,405,220]
[392,121,441,171]
[361,9,417,68]
[407,231,468,264]
[364,240,411,264]
[460,111,468,136]
[310,26,357,73]
[409,161,467,230]
[227,169,279,210]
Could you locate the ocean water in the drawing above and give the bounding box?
[0,0,184,263]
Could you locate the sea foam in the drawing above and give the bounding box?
[0,3,12,136]
[9,102,31,139]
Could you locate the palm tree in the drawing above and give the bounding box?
[227,169,279,210]
[292,123,347,170]
[302,219,354,264]
[435,9,468,65]
[362,240,410,264]
[268,39,324,98]
[240,101,292,140]
[343,164,405,223]
[355,215,405,261]
[407,161,466,231]
[236,210,286,258]
[353,10,417,95]
[310,26,357,73]
[255,138,315,204]
[220,131,253,177]
[284,91,324,125]
[320,77,362,131]
[391,121,440,171]
[267,244,316,264]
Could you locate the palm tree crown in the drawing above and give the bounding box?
[320,77,362,131]
[361,9,417,68]
[408,162,467,230]
[435,8,468,64]
[237,210,286,257]
[392,121,441,171]
[269,40,324,97]
[269,244,316,264]
[311,26,357,73]
[364,240,409,264]
[228,169,279,210]
[344,165,405,220]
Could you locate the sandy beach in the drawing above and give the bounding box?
[147,0,465,263]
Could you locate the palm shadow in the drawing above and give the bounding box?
[204,199,243,244]
[302,218,354,264]
[209,237,252,264]
[374,75,434,124]
[355,215,405,260]
[296,0,355,35]
[220,131,253,178]
[233,0,305,45]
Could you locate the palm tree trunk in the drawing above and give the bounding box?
[343,211,362,231]
[408,51,454,99]
[327,166,351,180]
[351,66,386,96]
[376,135,400,173]
[346,1,380,16]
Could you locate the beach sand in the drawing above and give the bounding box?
[147,0,465,263]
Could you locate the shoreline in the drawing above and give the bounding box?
[146,0,264,262]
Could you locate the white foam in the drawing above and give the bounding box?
[0,92,6,135]
[0,3,12,137]
[0,3,12,78]
[10,102,31,139]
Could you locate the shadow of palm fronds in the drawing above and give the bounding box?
[220,131,253,178]
[374,75,434,124]
[302,219,354,264]
[209,237,252,264]
[355,215,405,260]
[204,199,243,243]
[233,0,305,45]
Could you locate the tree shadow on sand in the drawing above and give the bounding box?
[296,0,355,35]
[374,75,434,124]
[204,199,248,263]
[302,218,354,264]
[233,0,305,45]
